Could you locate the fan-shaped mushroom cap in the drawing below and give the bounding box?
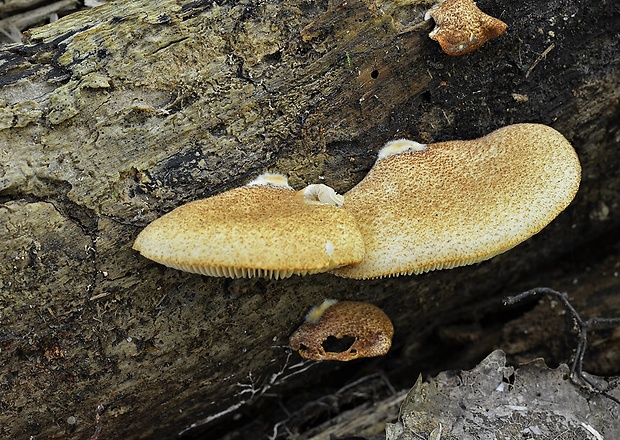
[331,124,581,279]
[133,174,365,279]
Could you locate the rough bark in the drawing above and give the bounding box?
[0,0,619,438]
[388,350,620,439]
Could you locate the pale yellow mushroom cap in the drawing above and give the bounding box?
[133,175,365,279]
[331,123,581,279]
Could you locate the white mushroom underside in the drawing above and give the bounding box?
[247,172,292,188]
[164,261,323,279]
[369,255,502,278]
[303,184,345,206]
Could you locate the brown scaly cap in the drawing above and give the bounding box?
[133,174,365,279]
[426,0,507,56]
[331,123,581,279]
[289,300,394,361]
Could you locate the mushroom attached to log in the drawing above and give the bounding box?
[289,300,394,361]
[425,0,507,56]
[133,174,365,279]
[331,123,581,279]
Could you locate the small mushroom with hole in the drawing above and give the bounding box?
[331,123,581,279]
[425,0,507,56]
[133,173,365,279]
[289,300,394,361]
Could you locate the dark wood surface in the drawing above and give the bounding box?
[1,0,619,438]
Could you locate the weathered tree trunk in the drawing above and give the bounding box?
[1,0,619,438]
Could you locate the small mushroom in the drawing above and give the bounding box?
[425,0,507,56]
[133,173,365,279]
[331,123,581,279]
[289,300,394,361]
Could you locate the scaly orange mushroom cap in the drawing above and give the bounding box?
[133,174,365,279]
[425,0,507,56]
[331,123,581,279]
[289,300,394,361]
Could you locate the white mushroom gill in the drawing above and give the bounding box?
[377,139,427,159]
[302,184,345,206]
[304,299,339,324]
[247,172,291,188]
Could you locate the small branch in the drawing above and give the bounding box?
[504,287,620,405]
[179,348,315,437]
[525,43,555,78]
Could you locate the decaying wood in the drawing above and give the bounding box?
[1,0,619,438]
[388,350,620,439]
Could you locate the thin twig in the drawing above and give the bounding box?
[504,287,620,405]
[179,348,315,437]
[525,44,555,78]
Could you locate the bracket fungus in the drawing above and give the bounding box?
[331,123,581,279]
[425,0,507,56]
[289,300,394,361]
[133,173,365,279]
